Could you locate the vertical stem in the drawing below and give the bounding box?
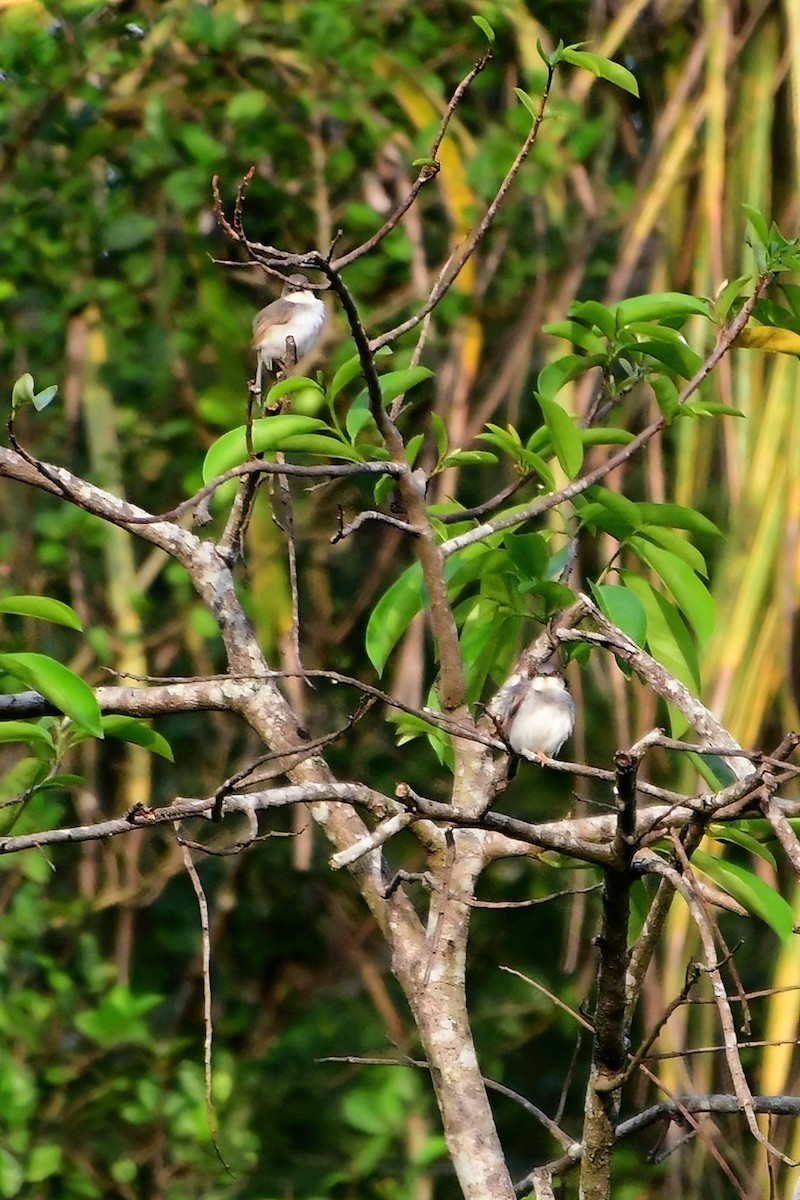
[392,832,516,1200]
[579,752,637,1200]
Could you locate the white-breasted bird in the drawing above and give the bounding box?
[252,273,326,376]
[499,669,575,762]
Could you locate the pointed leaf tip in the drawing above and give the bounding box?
[472,15,495,43]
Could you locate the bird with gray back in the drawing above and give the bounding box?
[252,273,325,375]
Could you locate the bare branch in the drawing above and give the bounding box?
[332,49,492,270]
[0,782,399,856]
[178,833,230,1172]
[761,794,800,874]
[331,508,420,543]
[636,850,796,1166]
[617,1094,800,1139]
[369,62,557,353]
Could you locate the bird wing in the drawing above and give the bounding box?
[252,299,294,340]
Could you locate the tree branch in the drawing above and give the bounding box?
[439,275,773,559]
[369,62,557,354]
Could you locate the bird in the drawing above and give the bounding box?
[499,669,575,762]
[252,273,326,378]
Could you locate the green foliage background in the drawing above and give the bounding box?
[1,0,800,1197]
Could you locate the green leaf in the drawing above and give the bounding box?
[279,434,366,461]
[687,751,736,790]
[201,415,330,482]
[103,212,158,251]
[560,47,640,97]
[514,88,539,119]
[0,653,103,738]
[405,433,424,468]
[430,412,448,460]
[636,503,721,539]
[347,368,432,442]
[345,395,374,440]
[742,204,770,248]
[517,449,556,489]
[376,366,433,405]
[472,14,495,42]
[714,275,752,320]
[683,400,745,418]
[621,570,700,695]
[537,353,606,400]
[264,376,324,407]
[708,825,777,870]
[692,850,794,942]
[459,601,515,704]
[11,373,35,409]
[36,773,84,790]
[365,563,424,675]
[328,355,365,401]
[637,526,708,578]
[32,385,58,412]
[504,532,548,582]
[579,428,635,448]
[584,485,642,529]
[0,722,56,751]
[591,583,647,647]
[0,757,48,808]
[74,985,161,1047]
[651,374,680,420]
[568,299,617,338]
[537,394,584,478]
[438,450,498,469]
[518,579,576,615]
[537,37,564,69]
[101,717,174,762]
[445,545,503,597]
[629,536,715,648]
[0,595,82,630]
[542,320,606,355]
[373,476,395,508]
[614,292,711,325]
[620,337,703,379]
[25,1143,62,1183]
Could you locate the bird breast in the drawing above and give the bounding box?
[506,680,575,758]
[253,294,325,366]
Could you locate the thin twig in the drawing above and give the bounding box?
[331,48,492,270]
[636,850,797,1167]
[331,508,420,543]
[369,62,558,353]
[178,832,231,1173]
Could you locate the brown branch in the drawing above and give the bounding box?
[369,61,557,354]
[178,833,231,1173]
[636,850,796,1166]
[0,447,198,562]
[118,459,405,526]
[331,508,420,543]
[331,49,492,270]
[0,781,399,856]
[318,1051,575,1156]
[616,1094,800,1139]
[436,472,535,523]
[761,794,800,874]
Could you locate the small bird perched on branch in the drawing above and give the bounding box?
[498,665,575,762]
[252,273,325,379]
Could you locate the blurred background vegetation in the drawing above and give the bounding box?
[1,0,799,1196]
